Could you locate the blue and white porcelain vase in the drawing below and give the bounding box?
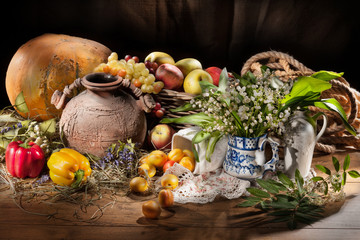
[223,135,279,180]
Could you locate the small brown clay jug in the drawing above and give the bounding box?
[51,72,155,157]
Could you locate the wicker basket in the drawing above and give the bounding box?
[156,50,360,153]
[154,89,198,129]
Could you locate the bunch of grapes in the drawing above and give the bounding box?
[144,60,159,74]
[151,102,166,118]
[93,52,164,94]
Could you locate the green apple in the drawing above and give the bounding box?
[183,69,213,95]
[174,58,202,77]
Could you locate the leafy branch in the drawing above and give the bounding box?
[238,154,360,230]
[238,170,324,230]
[312,154,360,195]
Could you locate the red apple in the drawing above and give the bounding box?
[155,63,184,90]
[163,160,176,172]
[205,67,222,86]
[150,124,176,150]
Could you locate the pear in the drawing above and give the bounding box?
[174,58,202,77]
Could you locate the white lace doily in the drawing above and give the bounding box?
[156,163,250,204]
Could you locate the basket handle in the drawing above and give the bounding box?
[241,50,314,76]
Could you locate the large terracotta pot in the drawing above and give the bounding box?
[51,73,155,157]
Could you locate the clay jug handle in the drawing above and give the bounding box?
[312,112,328,141]
[119,78,156,113]
[51,78,83,109]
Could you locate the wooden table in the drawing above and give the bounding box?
[1,151,359,240]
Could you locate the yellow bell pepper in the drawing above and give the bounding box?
[47,148,92,187]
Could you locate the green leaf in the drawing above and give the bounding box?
[266,179,288,191]
[277,172,294,189]
[348,170,360,178]
[311,71,343,81]
[276,194,296,203]
[342,171,347,186]
[281,93,320,111]
[268,200,297,209]
[297,205,323,214]
[269,76,284,89]
[314,99,356,136]
[304,211,324,218]
[243,196,264,202]
[230,110,244,136]
[256,179,280,194]
[295,169,304,195]
[192,130,212,144]
[15,91,29,113]
[246,187,270,198]
[218,68,228,93]
[343,154,350,171]
[316,165,331,175]
[311,176,324,182]
[0,114,20,123]
[192,143,200,163]
[294,211,319,224]
[237,200,259,208]
[161,112,214,127]
[282,76,332,104]
[199,81,217,93]
[324,181,329,195]
[205,131,223,162]
[0,138,11,150]
[332,156,340,172]
[170,103,195,113]
[267,210,293,216]
[39,118,57,136]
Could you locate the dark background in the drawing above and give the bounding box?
[1,0,359,108]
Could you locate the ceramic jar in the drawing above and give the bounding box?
[52,73,152,157]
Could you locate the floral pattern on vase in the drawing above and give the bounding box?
[223,135,279,180]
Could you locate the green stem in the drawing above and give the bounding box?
[71,169,85,188]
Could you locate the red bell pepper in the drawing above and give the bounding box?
[5,141,45,178]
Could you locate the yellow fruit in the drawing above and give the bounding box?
[174,58,202,77]
[144,51,175,65]
[129,177,148,193]
[179,156,195,172]
[183,69,213,95]
[138,163,156,178]
[139,155,149,165]
[161,174,179,190]
[147,150,168,168]
[168,148,185,163]
[142,200,161,219]
[158,189,174,208]
[183,149,195,160]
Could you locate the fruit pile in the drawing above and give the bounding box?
[93,52,164,94]
[94,51,223,96]
[144,51,223,95]
[129,148,196,219]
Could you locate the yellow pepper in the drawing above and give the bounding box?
[47,148,92,187]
